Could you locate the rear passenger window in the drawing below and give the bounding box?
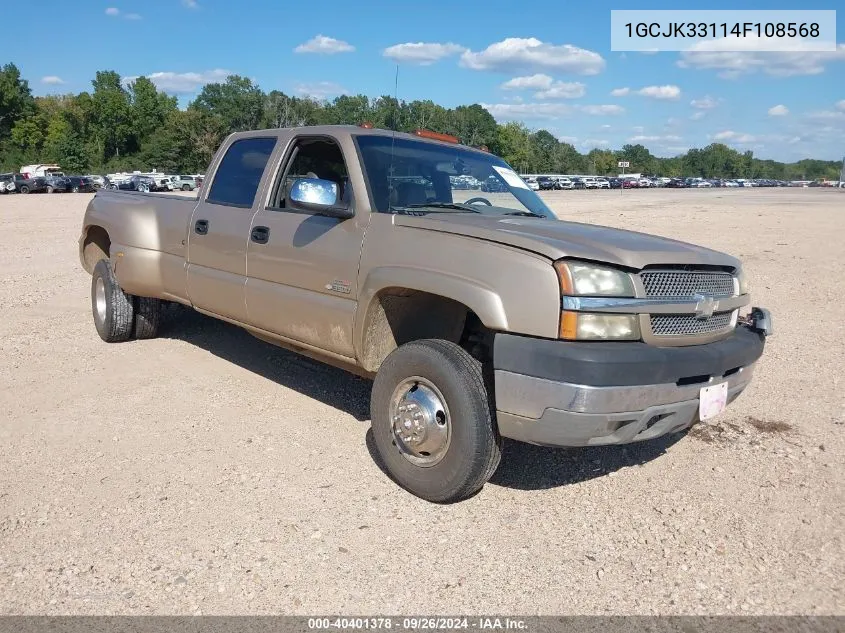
[206,137,276,208]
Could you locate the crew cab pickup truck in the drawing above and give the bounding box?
[79,125,772,503]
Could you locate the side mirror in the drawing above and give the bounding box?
[289,177,353,219]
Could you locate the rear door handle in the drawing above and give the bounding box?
[194,219,209,235]
[251,226,270,244]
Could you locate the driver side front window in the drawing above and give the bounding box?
[269,137,351,211]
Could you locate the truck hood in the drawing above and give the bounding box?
[394,213,739,270]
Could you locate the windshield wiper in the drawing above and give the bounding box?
[404,202,482,213]
[503,211,546,218]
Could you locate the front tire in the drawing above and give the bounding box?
[91,259,134,342]
[20,185,30,194]
[181,184,191,191]
[371,339,501,503]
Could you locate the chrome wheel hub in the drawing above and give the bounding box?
[95,277,107,323]
[389,377,451,467]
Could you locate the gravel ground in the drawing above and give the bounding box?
[0,188,842,615]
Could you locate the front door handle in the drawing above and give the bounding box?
[194,219,209,235]
[251,226,270,244]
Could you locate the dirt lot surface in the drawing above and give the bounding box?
[0,188,842,615]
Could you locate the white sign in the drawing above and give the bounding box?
[492,166,529,190]
[618,161,630,168]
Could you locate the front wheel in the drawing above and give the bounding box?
[20,185,30,194]
[181,184,191,191]
[91,259,134,342]
[370,339,501,503]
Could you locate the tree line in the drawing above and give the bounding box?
[0,62,840,181]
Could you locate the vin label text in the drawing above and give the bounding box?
[610,10,836,51]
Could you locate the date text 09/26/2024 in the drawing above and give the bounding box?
[308,618,527,630]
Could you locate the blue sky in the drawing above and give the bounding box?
[4,0,844,162]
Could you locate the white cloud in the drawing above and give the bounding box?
[294,35,355,55]
[125,13,141,20]
[125,69,231,94]
[106,8,141,19]
[105,7,119,15]
[807,110,845,121]
[637,85,681,100]
[836,100,845,111]
[383,42,465,65]
[581,139,610,149]
[580,105,625,115]
[183,0,198,7]
[690,95,719,109]
[713,130,757,143]
[480,102,624,121]
[628,135,682,142]
[612,85,681,100]
[536,82,586,100]
[460,38,605,75]
[600,124,612,129]
[689,111,706,121]
[501,74,553,90]
[41,76,65,85]
[678,39,845,77]
[768,104,789,116]
[501,74,585,99]
[294,81,349,100]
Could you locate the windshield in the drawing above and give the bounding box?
[355,135,554,218]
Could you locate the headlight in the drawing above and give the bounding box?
[560,312,640,341]
[736,268,750,295]
[555,260,635,297]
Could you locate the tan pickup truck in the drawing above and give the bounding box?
[79,125,772,502]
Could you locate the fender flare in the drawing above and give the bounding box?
[353,266,508,362]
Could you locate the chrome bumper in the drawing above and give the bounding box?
[494,364,754,447]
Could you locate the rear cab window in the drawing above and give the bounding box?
[206,137,277,208]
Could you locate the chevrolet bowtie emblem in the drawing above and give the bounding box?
[693,293,717,320]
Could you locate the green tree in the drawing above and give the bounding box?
[91,70,134,160]
[620,143,656,174]
[0,63,34,140]
[191,75,264,132]
[129,76,177,142]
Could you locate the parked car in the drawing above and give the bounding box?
[664,178,687,188]
[115,175,158,192]
[172,175,201,191]
[536,176,557,191]
[67,176,96,193]
[556,177,574,190]
[570,177,586,189]
[608,178,623,189]
[79,124,772,503]
[45,175,72,193]
[85,175,107,189]
[522,177,540,191]
[621,178,639,189]
[581,177,599,189]
[480,177,508,192]
[595,178,610,189]
[696,180,713,188]
[13,174,48,194]
[0,173,15,193]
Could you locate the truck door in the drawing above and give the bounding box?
[186,135,277,322]
[244,135,368,359]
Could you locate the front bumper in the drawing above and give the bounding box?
[493,316,769,447]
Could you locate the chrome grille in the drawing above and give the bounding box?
[650,312,734,336]
[641,271,734,299]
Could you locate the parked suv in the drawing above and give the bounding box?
[45,175,72,193]
[0,173,14,193]
[116,175,158,192]
[536,176,557,191]
[172,175,201,191]
[67,176,95,193]
[13,173,48,194]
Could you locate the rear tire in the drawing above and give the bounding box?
[371,339,501,503]
[20,185,30,194]
[134,296,162,339]
[181,184,190,191]
[91,259,134,343]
